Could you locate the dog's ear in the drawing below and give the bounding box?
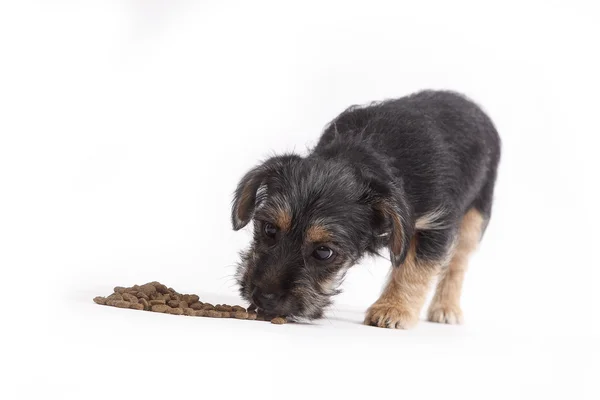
[366,177,413,267]
[231,154,301,230]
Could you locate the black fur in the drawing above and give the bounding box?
[232,90,500,320]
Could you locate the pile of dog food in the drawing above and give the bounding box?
[93,281,287,324]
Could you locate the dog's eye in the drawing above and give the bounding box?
[263,222,277,238]
[313,246,334,261]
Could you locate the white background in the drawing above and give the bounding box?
[1,1,599,399]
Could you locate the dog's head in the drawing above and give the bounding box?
[231,153,411,320]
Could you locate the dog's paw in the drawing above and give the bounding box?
[427,304,463,324]
[364,303,418,329]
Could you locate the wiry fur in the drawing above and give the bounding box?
[231,90,500,325]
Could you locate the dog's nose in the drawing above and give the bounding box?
[251,288,282,310]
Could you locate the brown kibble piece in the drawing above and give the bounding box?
[234,311,248,319]
[216,305,233,312]
[231,305,246,313]
[247,312,257,320]
[188,295,199,304]
[270,317,287,325]
[168,308,184,315]
[93,296,107,305]
[136,292,149,301]
[151,304,169,313]
[112,300,131,309]
[150,299,166,305]
[183,308,195,316]
[122,293,138,303]
[201,303,214,310]
[207,310,222,318]
[139,298,150,310]
[178,301,189,309]
[130,303,144,310]
[106,293,123,301]
[113,286,127,294]
[190,302,203,310]
[167,300,180,308]
[194,309,208,317]
[170,294,180,301]
[139,284,157,295]
[221,312,231,318]
[155,284,169,294]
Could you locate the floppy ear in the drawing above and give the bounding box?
[375,198,412,267]
[231,154,301,230]
[367,178,413,267]
[231,166,266,230]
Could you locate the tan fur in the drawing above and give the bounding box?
[306,224,331,243]
[364,239,439,329]
[275,206,292,232]
[427,208,483,324]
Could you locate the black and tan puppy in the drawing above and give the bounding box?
[231,90,500,328]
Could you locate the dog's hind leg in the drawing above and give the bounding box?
[427,208,484,324]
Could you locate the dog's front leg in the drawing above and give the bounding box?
[365,242,439,329]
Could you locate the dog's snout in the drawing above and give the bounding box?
[251,288,283,310]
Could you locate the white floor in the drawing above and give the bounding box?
[6,285,597,400]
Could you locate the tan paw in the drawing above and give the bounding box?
[427,304,463,324]
[364,303,418,329]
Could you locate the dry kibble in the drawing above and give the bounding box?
[139,284,157,295]
[113,300,131,309]
[151,304,169,313]
[155,284,169,294]
[106,293,123,301]
[93,296,107,305]
[168,308,184,315]
[139,298,150,310]
[136,292,149,301]
[122,293,138,303]
[270,317,287,325]
[94,282,276,324]
[207,310,222,318]
[234,311,248,319]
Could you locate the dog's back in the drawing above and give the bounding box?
[317,90,501,224]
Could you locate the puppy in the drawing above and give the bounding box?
[231,90,500,328]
